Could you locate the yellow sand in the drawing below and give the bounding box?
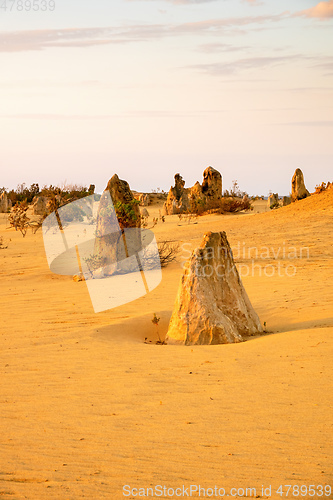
[0,191,332,499]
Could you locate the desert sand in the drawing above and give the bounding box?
[0,190,332,499]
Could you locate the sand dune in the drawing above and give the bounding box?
[0,191,332,499]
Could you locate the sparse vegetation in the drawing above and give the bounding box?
[216,197,252,214]
[83,252,107,275]
[8,201,30,237]
[141,215,158,229]
[223,180,248,199]
[0,236,8,249]
[315,181,332,194]
[7,183,40,205]
[151,313,166,344]
[185,196,252,216]
[269,201,280,210]
[158,241,180,267]
[114,199,141,229]
[140,240,179,270]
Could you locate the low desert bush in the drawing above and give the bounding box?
[0,236,8,249]
[269,201,280,210]
[191,197,253,215]
[315,181,332,194]
[139,240,179,269]
[158,241,180,267]
[8,201,30,237]
[83,252,107,275]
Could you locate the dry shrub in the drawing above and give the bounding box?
[158,241,180,267]
[191,197,253,215]
[183,193,252,217]
[8,201,30,237]
[315,182,332,194]
[215,197,252,214]
[0,236,8,249]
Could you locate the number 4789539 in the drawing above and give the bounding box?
[0,0,55,11]
[276,485,331,497]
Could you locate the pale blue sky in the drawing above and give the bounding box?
[0,0,332,195]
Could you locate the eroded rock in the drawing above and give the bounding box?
[140,207,149,218]
[291,168,310,201]
[139,193,151,206]
[0,192,8,213]
[94,174,141,275]
[166,231,263,345]
[267,193,279,209]
[163,167,223,215]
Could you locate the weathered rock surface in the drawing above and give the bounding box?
[162,174,189,215]
[140,207,149,218]
[0,192,8,213]
[267,193,279,209]
[163,167,222,215]
[166,231,263,345]
[94,174,141,276]
[201,166,223,203]
[283,196,291,206]
[291,168,310,201]
[33,196,50,216]
[139,193,151,206]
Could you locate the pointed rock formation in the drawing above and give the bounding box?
[162,173,190,215]
[291,168,310,201]
[166,231,263,345]
[94,174,141,276]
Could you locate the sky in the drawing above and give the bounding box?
[0,0,332,196]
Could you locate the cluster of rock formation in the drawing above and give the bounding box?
[139,193,150,207]
[267,169,310,209]
[166,231,263,345]
[267,193,279,209]
[162,167,222,215]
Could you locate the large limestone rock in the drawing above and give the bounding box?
[267,193,279,209]
[166,231,263,345]
[291,168,310,201]
[163,167,223,215]
[94,174,141,275]
[201,166,222,203]
[0,192,8,213]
